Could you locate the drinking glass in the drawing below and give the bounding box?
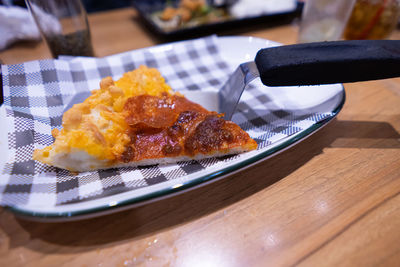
[298,0,357,43]
[25,0,95,58]
[343,0,400,40]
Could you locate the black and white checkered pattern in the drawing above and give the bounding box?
[0,36,334,207]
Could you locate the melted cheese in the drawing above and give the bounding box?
[34,66,171,168]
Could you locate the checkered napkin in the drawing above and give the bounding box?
[0,36,334,208]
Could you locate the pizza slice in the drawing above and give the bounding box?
[33,65,257,172]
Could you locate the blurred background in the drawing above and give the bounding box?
[1,0,132,12]
[0,0,399,54]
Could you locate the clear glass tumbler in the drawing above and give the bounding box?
[25,0,95,58]
[298,0,357,43]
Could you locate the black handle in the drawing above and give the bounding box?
[255,40,400,86]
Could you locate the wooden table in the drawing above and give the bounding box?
[1,8,400,267]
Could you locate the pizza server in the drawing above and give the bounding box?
[219,40,400,120]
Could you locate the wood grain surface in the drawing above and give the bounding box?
[1,7,400,267]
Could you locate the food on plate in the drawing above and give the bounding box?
[155,0,229,31]
[160,0,208,22]
[33,65,257,172]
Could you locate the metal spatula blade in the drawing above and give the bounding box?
[219,40,400,120]
[218,61,259,120]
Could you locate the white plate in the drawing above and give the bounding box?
[0,36,345,221]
